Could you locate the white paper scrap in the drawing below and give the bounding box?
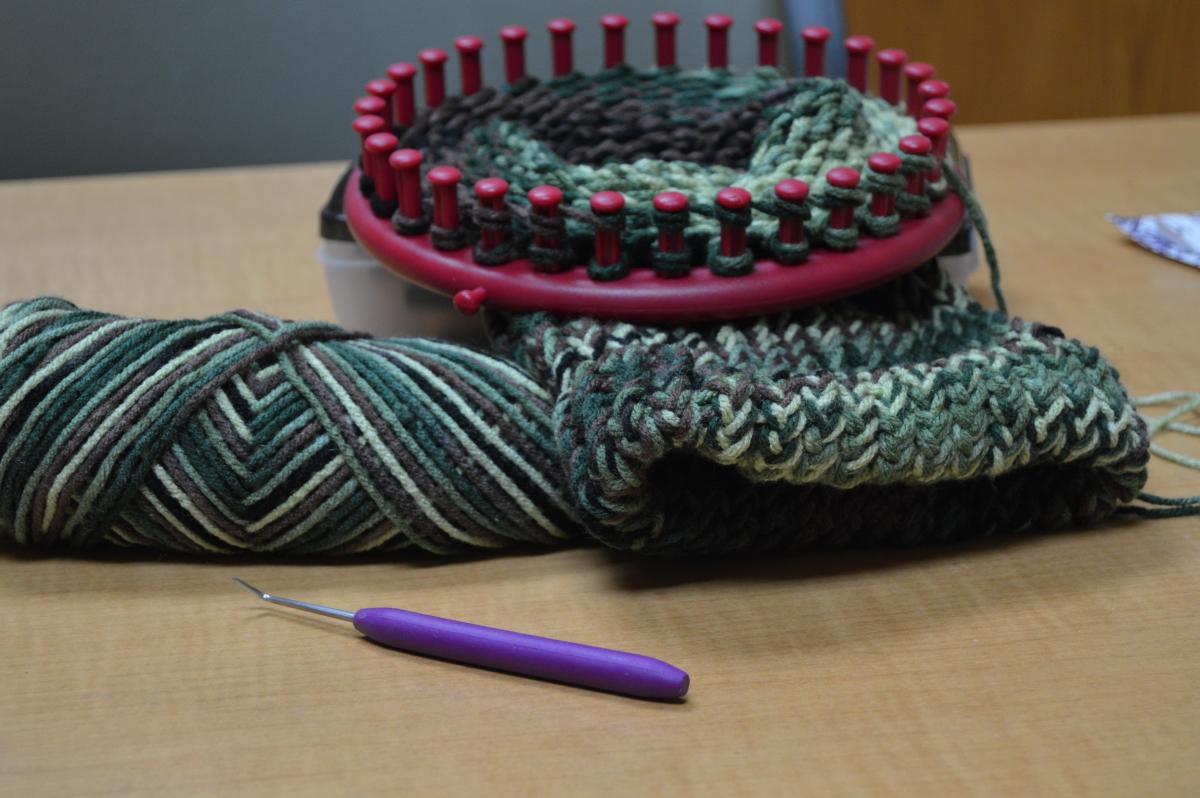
[1107,212,1200,270]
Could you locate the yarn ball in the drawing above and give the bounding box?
[0,299,576,554]
[0,265,1149,556]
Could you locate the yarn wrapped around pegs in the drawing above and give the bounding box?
[0,265,1163,557]
[347,15,988,323]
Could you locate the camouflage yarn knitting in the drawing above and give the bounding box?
[493,264,1149,552]
[393,67,924,263]
[0,265,1151,555]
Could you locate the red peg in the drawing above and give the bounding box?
[802,26,831,77]
[876,49,907,104]
[428,165,462,231]
[453,287,488,315]
[499,25,528,84]
[654,191,689,255]
[354,95,387,118]
[825,168,860,230]
[601,14,628,68]
[389,149,424,220]
[548,18,576,77]
[917,78,950,108]
[845,35,875,92]
[420,49,447,108]
[904,62,935,116]
[755,19,783,67]
[353,116,386,180]
[590,191,624,267]
[365,79,396,129]
[455,36,484,96]
[705,15,732,69]
[866,153,901,218]
[353,115,386,143]
[923,97,957,121]
[473,178,509,251]
[528,185,564,271]
[716,187,751,257]
[652,12,680,68]
[386,63,417,126]
[774,180,809,245]
[899,134,932,211]
[364,133,399,203]
[917,117,950,182]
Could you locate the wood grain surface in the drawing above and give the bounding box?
[843,0,1200,124]
[1,115,1199,797]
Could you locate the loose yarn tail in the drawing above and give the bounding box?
[942,161,1007,315]
[1119,493,1200,519]
[945,167,1199,520]
[1118,392,1200,518]
[1134,391,1200,470]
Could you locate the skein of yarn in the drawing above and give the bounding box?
[0,298,579,555]
[0,265,1164,557]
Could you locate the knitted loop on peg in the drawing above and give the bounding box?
[757,197,811,265]
[471,204,517,265]
[858,168,905,237]
[432,223,469,251]
[897,151,936,216]
[392,201,431,235]
[809,184,865,251]
[528,212,568,272]
[708,202,754,276]
[587,206,629,281]
[926,161,949,201]
[651,204,692,277]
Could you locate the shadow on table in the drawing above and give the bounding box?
[0,515,1159,572]
[1,515,1183,670]
[0,514,1174,594]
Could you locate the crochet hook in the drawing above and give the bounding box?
[233,578,689,700]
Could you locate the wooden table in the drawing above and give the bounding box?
[2,115,1198,797]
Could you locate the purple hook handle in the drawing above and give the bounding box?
[353,607,690,700]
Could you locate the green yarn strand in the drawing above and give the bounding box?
[1134,391,1200,470]
[943,163,1008,315]
[1118,392,1200,517]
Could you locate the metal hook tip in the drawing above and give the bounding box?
[230,577,354,622]
[232,577,268,600]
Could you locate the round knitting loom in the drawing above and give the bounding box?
[343,14,965,322]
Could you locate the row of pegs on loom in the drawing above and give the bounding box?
[354,121,954,277]
[351,14,960,134]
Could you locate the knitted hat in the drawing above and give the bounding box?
[488,263,1150,553]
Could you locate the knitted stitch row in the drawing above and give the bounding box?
[0,265,1155,556]
[386,67,925,266]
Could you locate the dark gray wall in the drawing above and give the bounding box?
[0,0,830,179]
